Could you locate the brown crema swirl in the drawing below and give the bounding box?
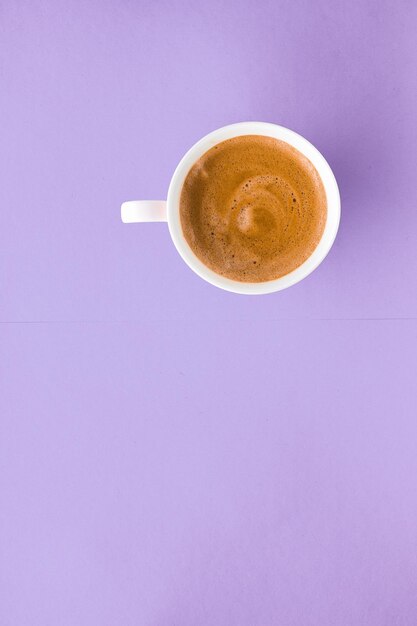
[180,135,327,282]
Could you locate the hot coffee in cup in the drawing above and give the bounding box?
[121,122,340,295]
[180,135,327,283]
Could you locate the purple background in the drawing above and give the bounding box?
[1,1,417,624]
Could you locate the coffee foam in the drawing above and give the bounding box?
[180,135,327,282]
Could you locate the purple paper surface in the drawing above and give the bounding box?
[1,1,417,624]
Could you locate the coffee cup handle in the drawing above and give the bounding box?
[121,201,167,223]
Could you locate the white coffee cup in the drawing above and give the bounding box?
[121,122,340,295]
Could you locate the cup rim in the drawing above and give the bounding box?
[167,121,341,295]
